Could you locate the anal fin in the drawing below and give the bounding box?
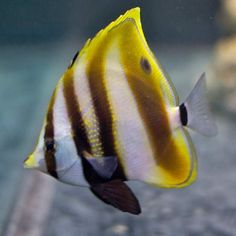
[90,180,141,215]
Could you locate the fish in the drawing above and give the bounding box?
[24,7,217,215]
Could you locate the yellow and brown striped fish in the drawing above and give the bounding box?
[24,7,217,215]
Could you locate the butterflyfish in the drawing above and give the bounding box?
[24,7,217,215]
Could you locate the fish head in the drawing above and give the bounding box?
[24,121,79,177]
[24,122,48,173]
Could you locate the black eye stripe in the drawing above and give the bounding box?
[140,57,151,74]
[44,91,58,179]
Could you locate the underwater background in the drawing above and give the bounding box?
[1,0,236,235]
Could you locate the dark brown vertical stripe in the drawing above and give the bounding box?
[63,72,102,184]
[124,76,171,156]
[86,50,116,157]
[63,71,126,182]
[63,71,91,154]
[124,75,188,178]
[86,44,126,180]
[119,23,189,180]
[44,91,58,178]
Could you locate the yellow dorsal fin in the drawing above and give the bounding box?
[77,7,146,61]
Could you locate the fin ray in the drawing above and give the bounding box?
[184,73,217,137]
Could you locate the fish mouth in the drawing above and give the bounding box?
[24,153,39,168]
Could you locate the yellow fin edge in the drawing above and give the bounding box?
[78,7,144,59]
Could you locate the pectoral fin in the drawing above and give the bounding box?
[90,179,141,215]
[82,151,117,179]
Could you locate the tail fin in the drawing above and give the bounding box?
[183,73,217,137]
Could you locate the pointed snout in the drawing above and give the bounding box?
[24,153,39,168]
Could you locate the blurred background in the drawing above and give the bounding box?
[1,0,236,235]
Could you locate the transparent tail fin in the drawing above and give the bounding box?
[184,73,217,137]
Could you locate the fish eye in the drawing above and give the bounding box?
[44,138,56,152]
[140,57,151,74]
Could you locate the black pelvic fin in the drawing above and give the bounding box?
[179,103,188,126]
[90,180,141,215]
